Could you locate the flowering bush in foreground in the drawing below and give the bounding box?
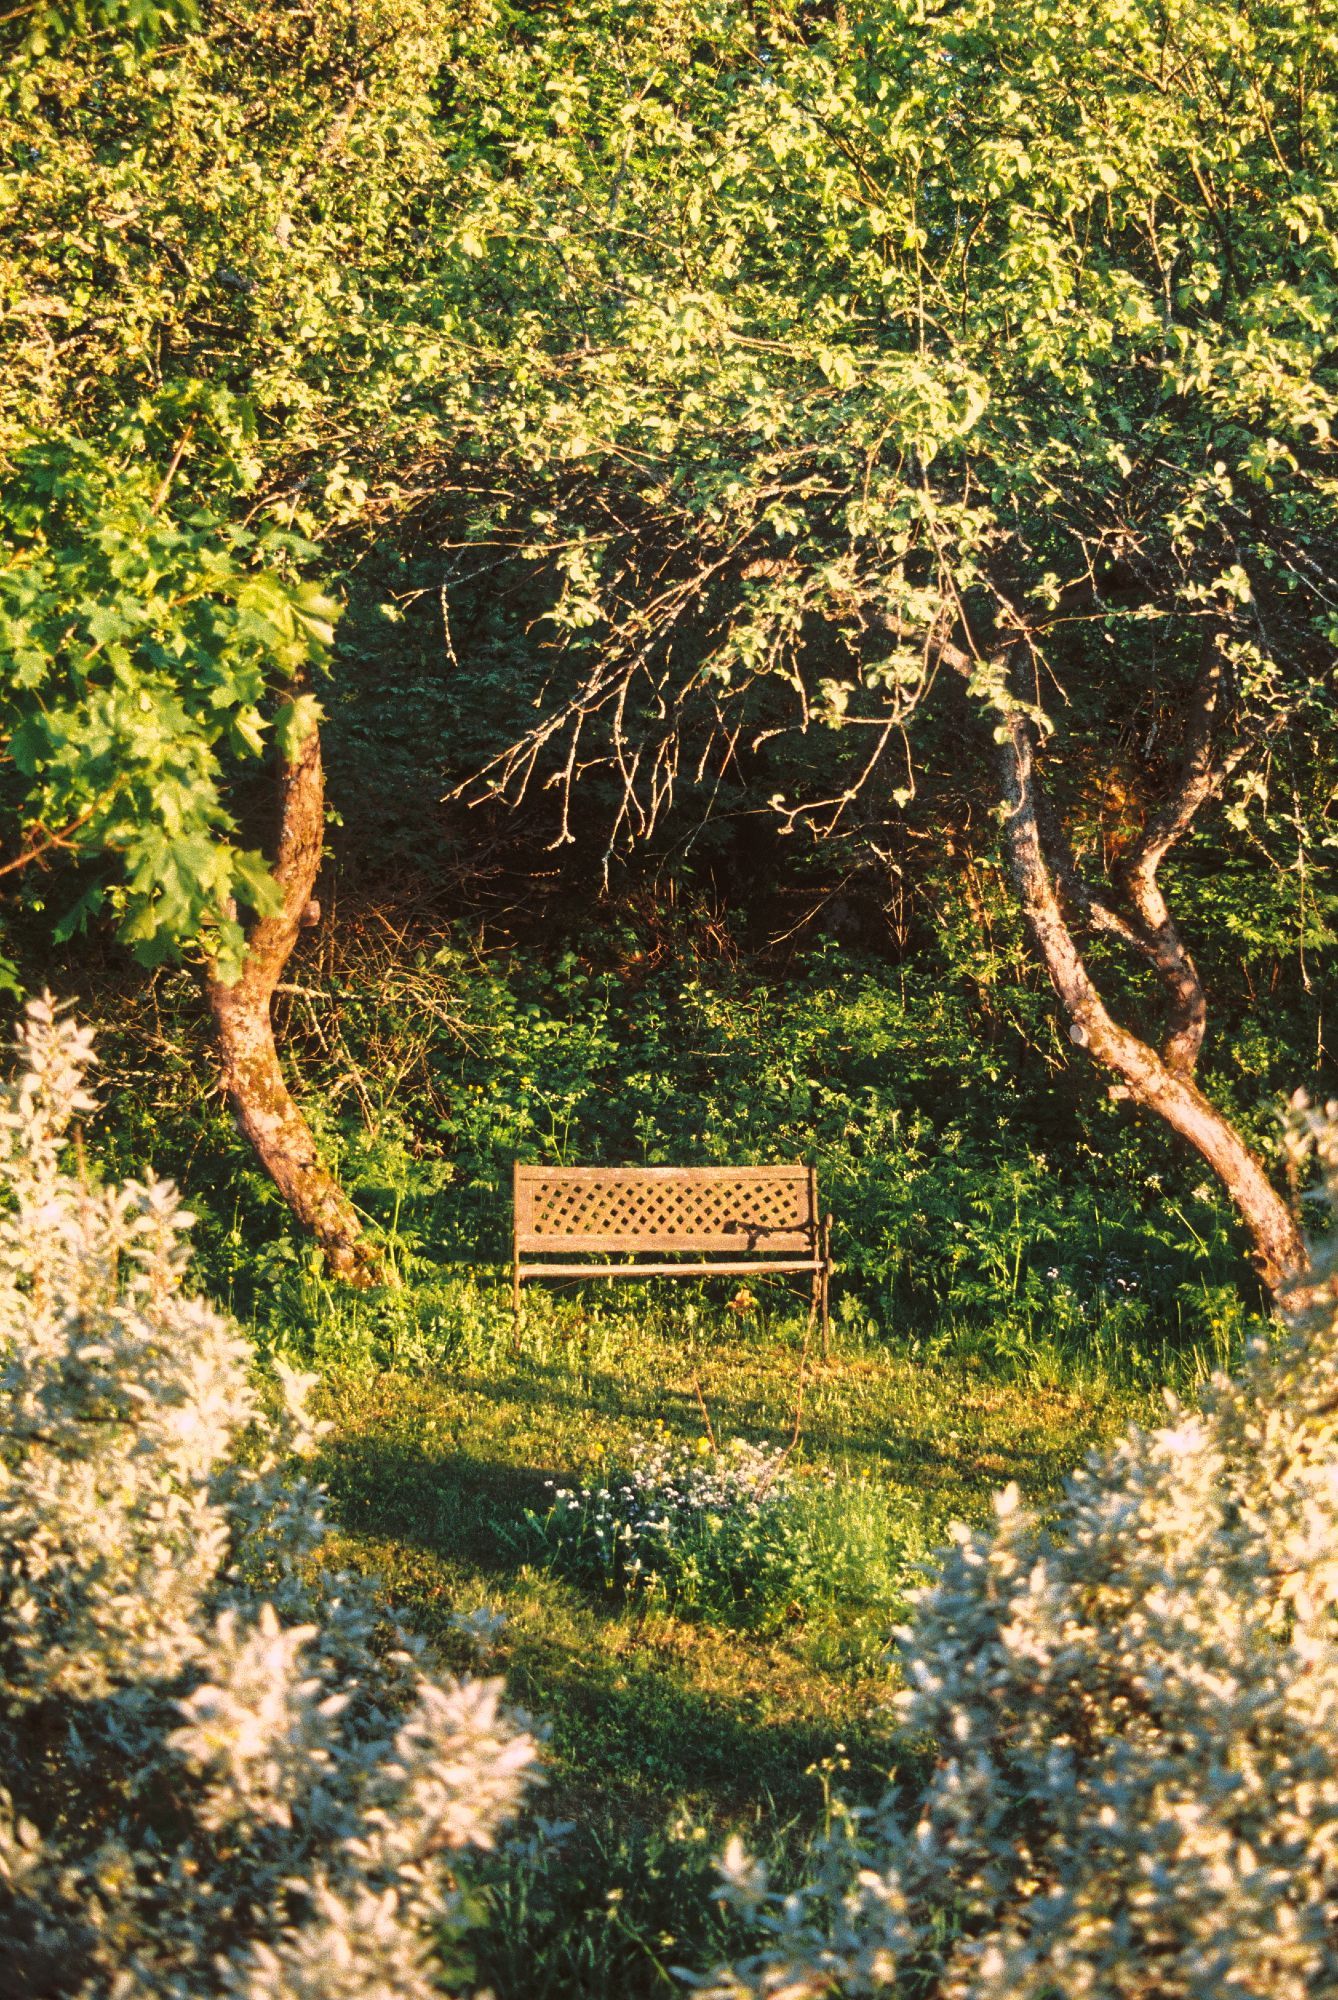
[530,1431,918,1631]
[706,1110,1338,1998]
[0,999,538,1999]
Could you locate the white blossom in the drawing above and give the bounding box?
[538,1431,798,1599]
[707,1104,1338,1999]
[0,999,538,1996]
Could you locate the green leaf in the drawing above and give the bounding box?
[272,692,323,761]
[51,881,105,943]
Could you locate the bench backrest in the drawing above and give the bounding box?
[514,1164,817,1255]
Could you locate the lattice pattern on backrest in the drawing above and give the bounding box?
[516,1167,814,1251]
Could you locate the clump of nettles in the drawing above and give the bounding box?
[707,1108,1338,1998]
[535,1433,795,1604]
[533,1433,917,1631]
[0,999,537,1999]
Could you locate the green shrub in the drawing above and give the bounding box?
[86,930,1278,1387]
[705,1111,1338,2000]
[0,1000,538,1998]
[524,1431,920,1633]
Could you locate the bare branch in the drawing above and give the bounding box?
[0,803,103,881]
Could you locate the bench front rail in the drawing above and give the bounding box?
[512,1163,832,1345]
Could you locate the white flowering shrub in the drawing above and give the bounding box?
[0,998,538,1999]
[706,1111,1338,1998]
[535,1432,795,1599]
[530,1431,917,1630]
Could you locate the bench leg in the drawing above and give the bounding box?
[820,1216,832,1360]
[511,1254,521,1351]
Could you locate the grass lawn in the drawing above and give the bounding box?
[287,1283,1152,1996]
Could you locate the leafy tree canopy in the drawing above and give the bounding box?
[0,435,331,974]
[0,0,456,969]
[2,0,1334,1272]
[417,0,1338,839]
[9,0,1335,923]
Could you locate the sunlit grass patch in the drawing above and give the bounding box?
[303,1299,1141,1996]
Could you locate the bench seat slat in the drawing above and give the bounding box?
[518,1258,824,1278]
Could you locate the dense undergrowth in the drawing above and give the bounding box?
[50,914,1263,1993]
[81,909,1284,1394]
[10,865,1316,1995]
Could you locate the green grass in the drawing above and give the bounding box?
[257,1279,1152,1996]
[31,860,1302,1991]
[70,941,1257,1989]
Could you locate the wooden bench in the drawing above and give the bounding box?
[511,1163,832,1348]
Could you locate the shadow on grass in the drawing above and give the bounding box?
[317,1425,915,1826]
[341,1352,1081,1505]
[322,1428,560,1567]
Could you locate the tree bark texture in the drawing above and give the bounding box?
[204,719,375,1283]
[990,659,1308,1299]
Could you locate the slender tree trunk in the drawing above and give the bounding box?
[204,716,375,1283]
[995,687,1308,1298]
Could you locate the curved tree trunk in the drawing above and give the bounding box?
[204,715,375,1283]
[994,684,1308,1300]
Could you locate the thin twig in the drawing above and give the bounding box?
[0,805,100,880]
[151,424,195,514]
[690,1369,718,1453]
